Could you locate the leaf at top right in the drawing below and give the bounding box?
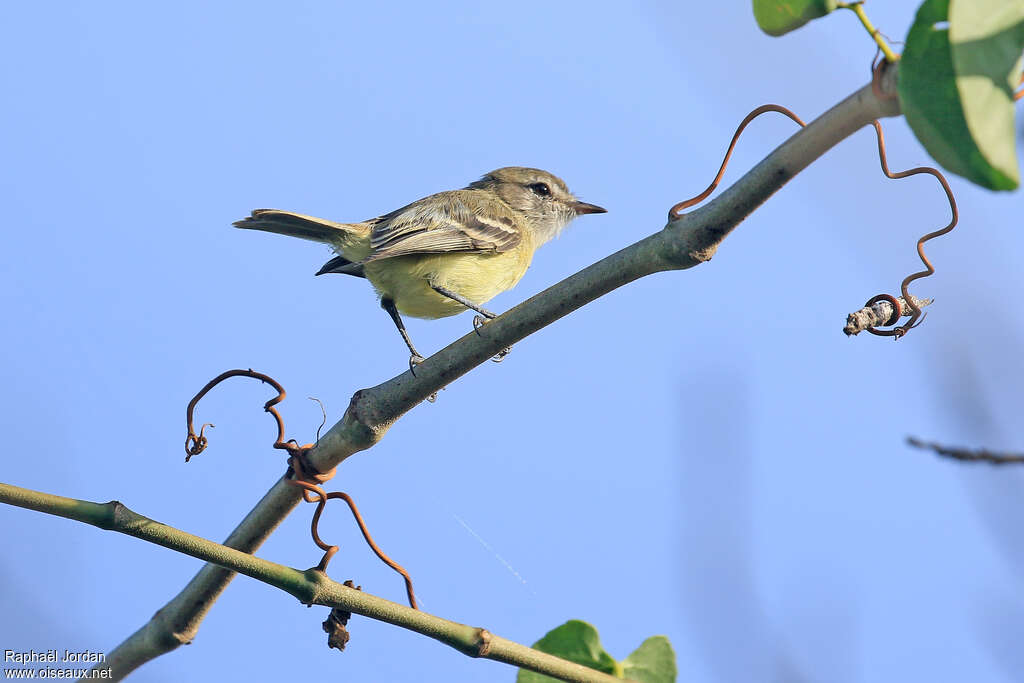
[899,0,1024,191]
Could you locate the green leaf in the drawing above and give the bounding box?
[621,636,678,683]
[517,620,619,683]
[517,620,677,683]
[899,0,1024,190]
[752,0,838,36]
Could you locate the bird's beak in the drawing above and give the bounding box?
[572,201,607,215]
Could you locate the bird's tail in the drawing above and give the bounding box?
[233,209,367,244]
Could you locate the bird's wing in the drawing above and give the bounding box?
[363,190,521,263]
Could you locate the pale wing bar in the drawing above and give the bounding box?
[363,193,521,263]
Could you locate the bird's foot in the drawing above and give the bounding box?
[471,316,511,362]
[407,353,440,401]
[408,353,425,376]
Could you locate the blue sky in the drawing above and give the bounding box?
[2,2,1023,681]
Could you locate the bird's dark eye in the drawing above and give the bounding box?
[528,182,551,197]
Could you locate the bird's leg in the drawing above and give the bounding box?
[429,284,497,319]
[381,298,425,373]
[429,284,511,363]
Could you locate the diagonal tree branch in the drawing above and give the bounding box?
[98,65,902,679]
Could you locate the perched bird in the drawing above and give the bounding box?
[234,167,606,368]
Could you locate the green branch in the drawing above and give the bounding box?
[0,481,624,683]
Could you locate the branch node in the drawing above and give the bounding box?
[688,244,718,264]
[473,629,493,658]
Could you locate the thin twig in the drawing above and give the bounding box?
[837,2,900,63]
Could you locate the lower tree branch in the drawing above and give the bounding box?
[0,482,622,683]
[92,65,902,678]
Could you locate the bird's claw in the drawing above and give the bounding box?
[407,353,439,400]
[408,353,425,375]
[470,315,509,361]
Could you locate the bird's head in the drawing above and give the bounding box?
[468,167,606,245]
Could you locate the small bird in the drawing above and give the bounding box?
[234,167,606,368]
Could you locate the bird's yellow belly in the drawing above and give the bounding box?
[364,248,532,319]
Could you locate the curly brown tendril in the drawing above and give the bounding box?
[863,119,958,338]
[289,454,418,609]
[185,368,306,460]
[860,56,958,337]
[183,369,417,609]
[863,294,902,327]
[668,104,807,221]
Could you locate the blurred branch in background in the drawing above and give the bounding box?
[907,437,1024,465]
[676,369,809,682]
[923,322,1024,678]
